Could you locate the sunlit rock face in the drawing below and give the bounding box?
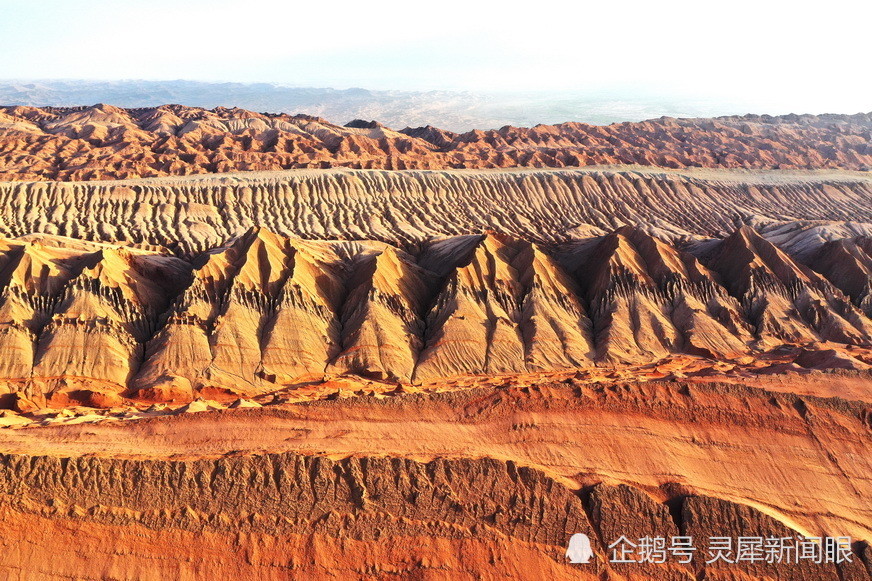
[1,105,870,181]
[0,225,867,403]
[0,112,870,580]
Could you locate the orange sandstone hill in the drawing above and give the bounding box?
[0,380,870,580]
[0,225,868,412]
[0,104,870,180]
[0,117,871,579]
[0,165,867,408]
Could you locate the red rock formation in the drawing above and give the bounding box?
[0,227,868,407]
[0,380,869,580]
[811,237,872,316]
[0,105,869,180]
[0,116,870,579]
[0,167,869,255]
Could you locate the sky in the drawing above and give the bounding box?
[1,0,870,114]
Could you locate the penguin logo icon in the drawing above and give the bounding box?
[566,533,594,564]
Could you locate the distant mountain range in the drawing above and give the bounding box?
[0,79,769,132]
[1,103,869,181]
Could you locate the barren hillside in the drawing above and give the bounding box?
[1,379,870,580]
[0,112,870,579]
[0,167,869,253]
[0,223,868,411]
[0,105,869,180]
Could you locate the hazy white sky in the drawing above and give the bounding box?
[2,0,870,113]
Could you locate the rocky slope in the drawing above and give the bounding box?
[811,237,872,316]
[0,380,869,580]
[0,105,869,180]
[0,167,870,255]
[0,146,870,578]
[0,225,868,408]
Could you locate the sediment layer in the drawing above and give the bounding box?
[0,379,870,580]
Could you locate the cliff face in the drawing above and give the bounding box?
[0,378,870,579]
[0,457,867,580]
[0,225,868,405]
[0,105,870,180]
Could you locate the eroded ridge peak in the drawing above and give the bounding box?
[1,105,871,180]
[0,227,866,406]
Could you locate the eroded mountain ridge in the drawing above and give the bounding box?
[0,225,868,409]
[0,104,869,180]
